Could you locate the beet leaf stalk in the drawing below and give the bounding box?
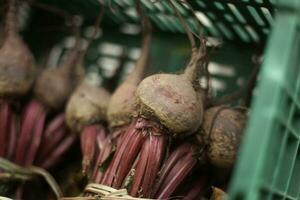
[66,78,110,177]
[13,18,81,168]
[0,0,35,160]
[152,143,198,199]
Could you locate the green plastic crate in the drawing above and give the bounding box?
[25,0,300,200]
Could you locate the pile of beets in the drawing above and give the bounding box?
[0,0,253,200]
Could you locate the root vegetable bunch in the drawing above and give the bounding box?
[12,27,81,168]
[66,73,111,177]
[0,0,35,160]
[94,1,209,199]
[0,1,78,199]
[65,8,112,178]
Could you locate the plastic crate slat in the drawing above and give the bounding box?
[228,12,299,200]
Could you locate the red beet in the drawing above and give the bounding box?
[34,28,81,110]
[98,1,153,195]
[200,106,247,168]
[0,0,35,161]
[0,0,35,97]
[65,63,111,177]
[66,79,110,133]
[100,1,208,198]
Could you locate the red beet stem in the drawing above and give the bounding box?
[113,128,146,188]
[158,156,197,199]
[130,135,166,198]
[81,125,98,176]
[14,100,45,165]
[35,114,67,165]
[24,108,46,165]
[154,144,197,198]
[112,125,128,148]
[101,121,145,187]
[129,137,150,196]
[96,128,107,151]
[0,101,11,157]
[7,113,18,159]
[183,175,208,200]
[93,137,112,183]
[152,144,194,196]
[44,114,65,138]
[40,134,76,169]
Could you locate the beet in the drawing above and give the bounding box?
[66,79,110,133]
[66,77,110,175]
[136,65,205,135]
[0,0,35,163]
[34,33,81,110]
[201,106,247,168]
[0,0,35,97]
[65,8,111,176]
[0,0,35,157]
[98,1,209,198]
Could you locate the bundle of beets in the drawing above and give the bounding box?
[61,0,249,200]
[0,0,251,199]
[0,0,82,198]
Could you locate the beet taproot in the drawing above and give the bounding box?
[66,76,110,175]
[34,22,81,110]
[201,106,247,168]
[66,78,110,132]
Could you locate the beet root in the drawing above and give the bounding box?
[201,106,247,168]
[0,0,35,97]
[107,83,139,128]
[34,30,81,110]
[66,79,110,133]
[136,73,204,136]
[34,68,74,110]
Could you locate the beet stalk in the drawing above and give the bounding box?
[0,0,35,159]
[66,78,110,176]
[152,143,198,199]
